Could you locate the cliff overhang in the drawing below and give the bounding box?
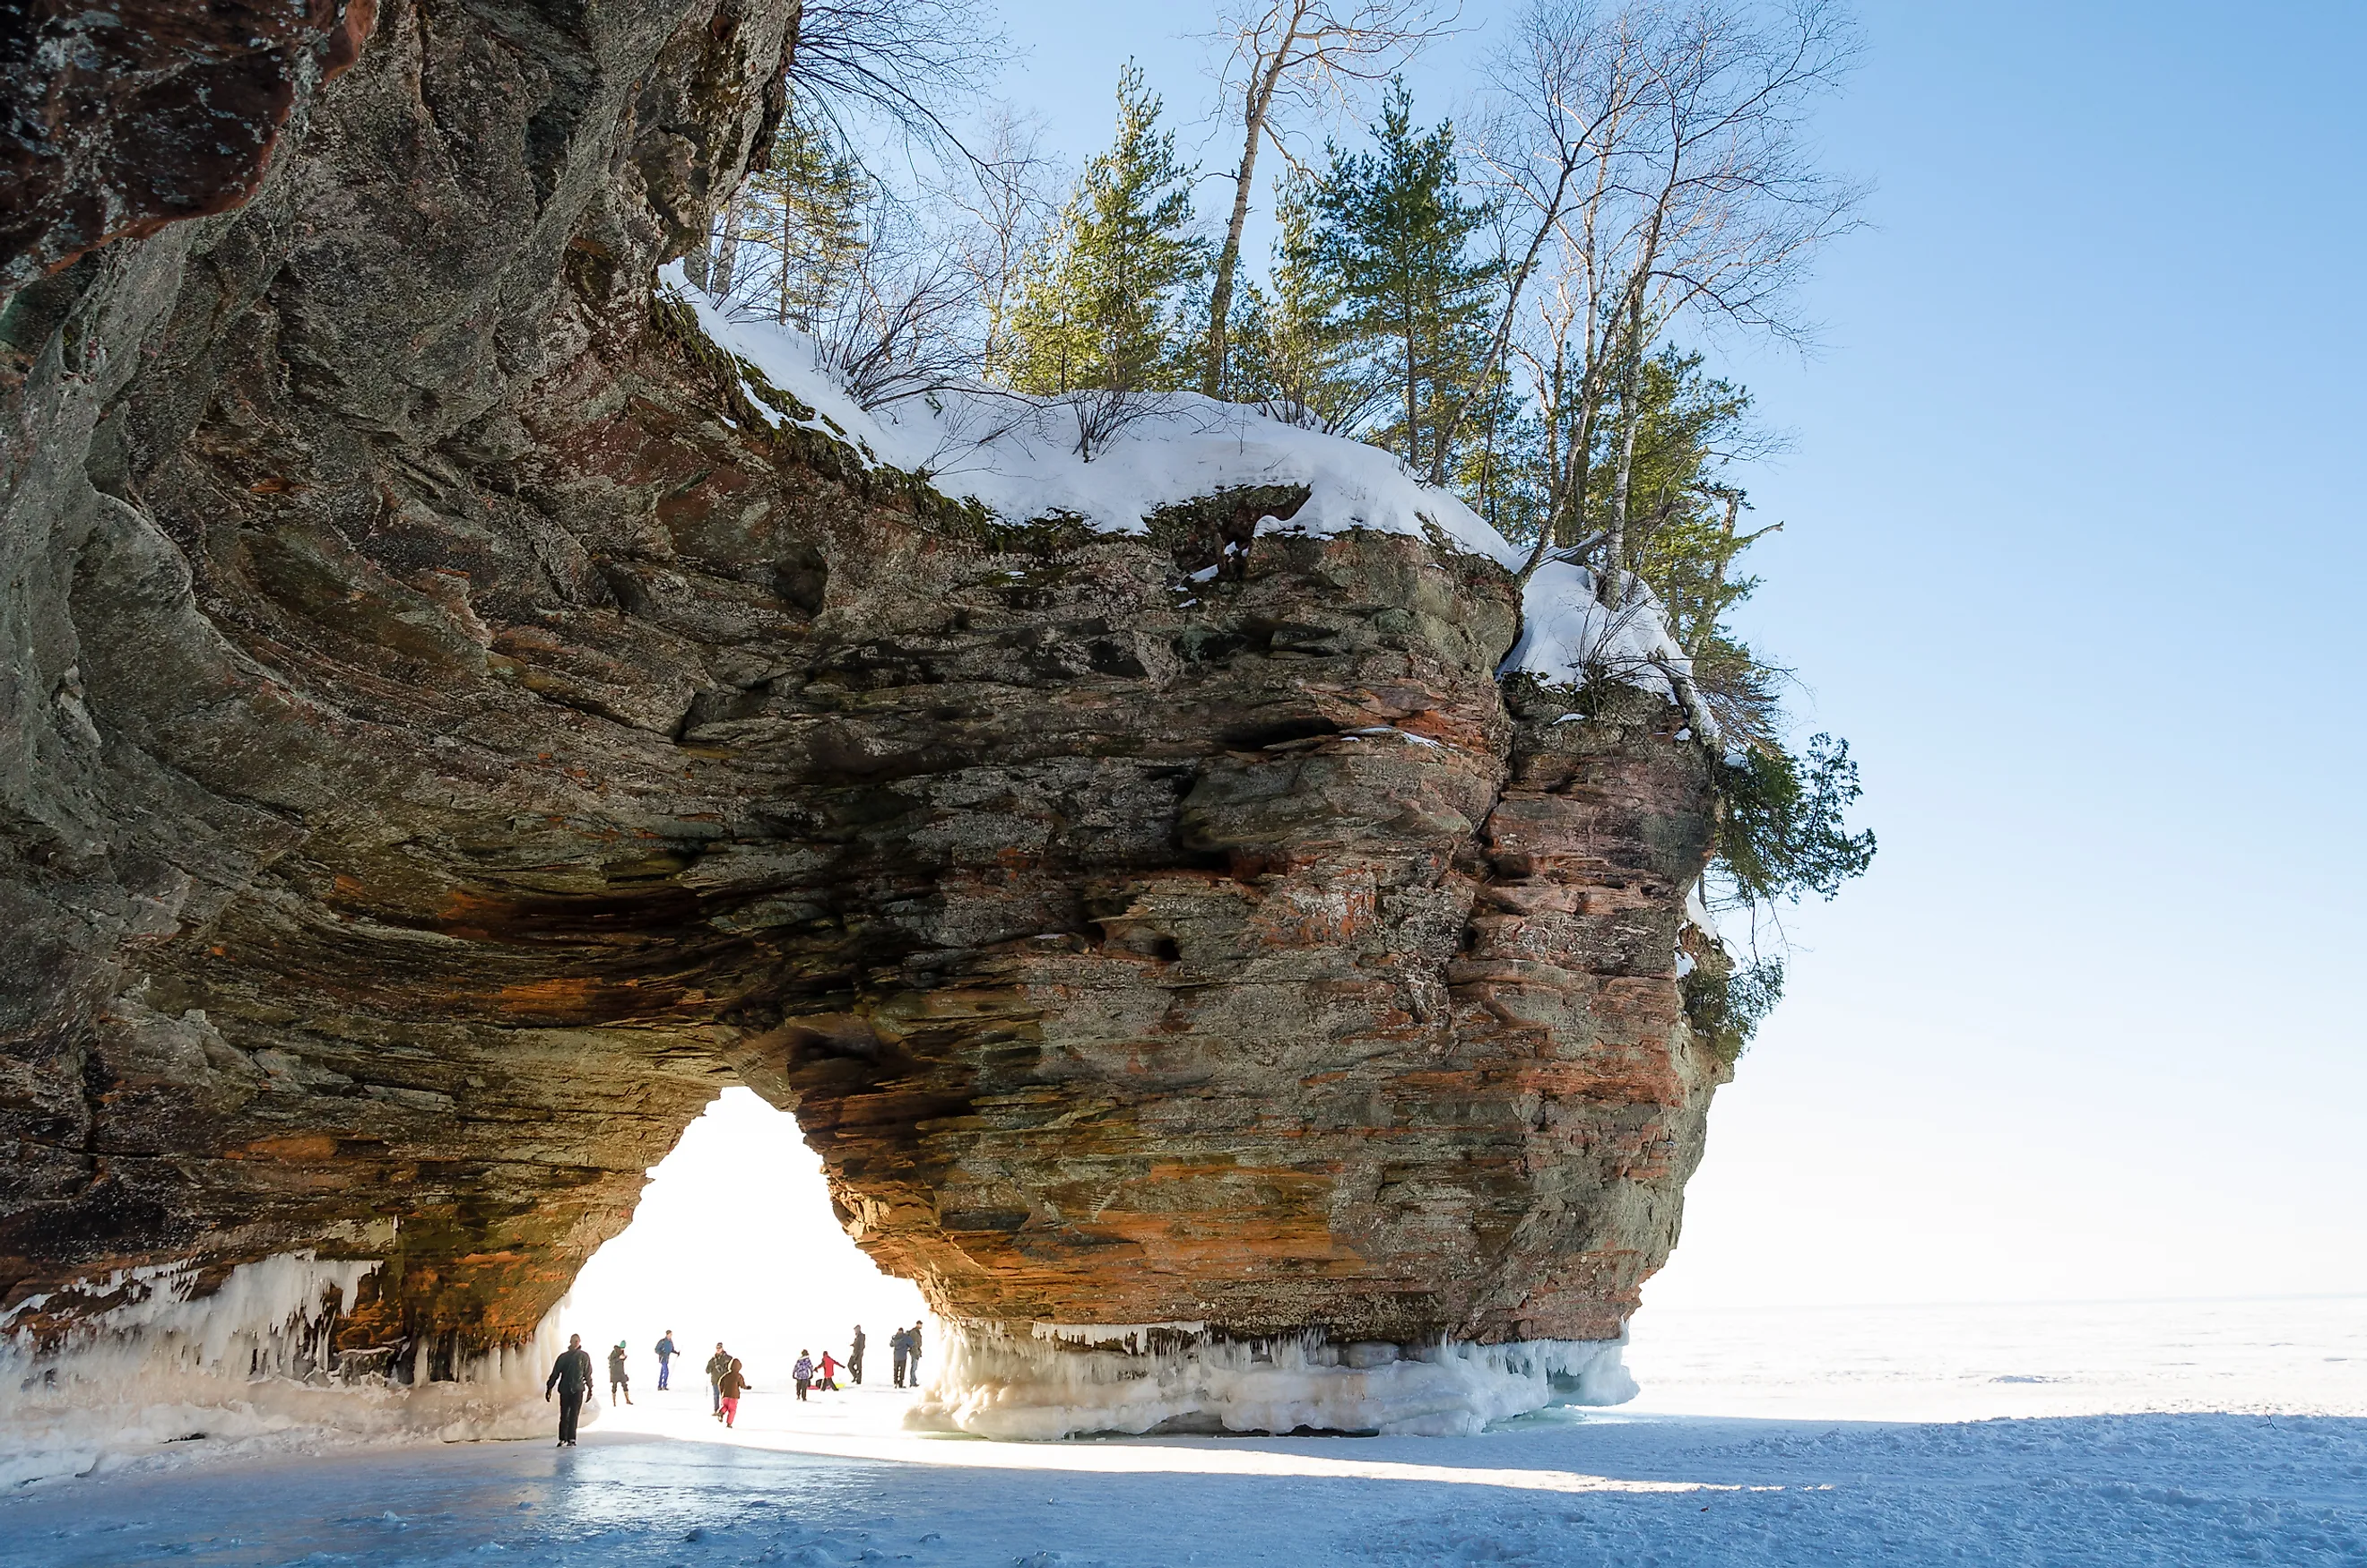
[0,0,1730,1454]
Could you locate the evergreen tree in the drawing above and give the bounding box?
[1004,65,1206,397]
[1310,82,1499,482]
[1547,344,1784,749]
[1607,351,1756,633]
[1226,172,1375,431]
[730,117,871,329]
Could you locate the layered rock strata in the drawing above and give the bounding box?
[0,0,1731,1431]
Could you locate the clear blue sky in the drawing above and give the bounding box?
[971,0,2367,1307]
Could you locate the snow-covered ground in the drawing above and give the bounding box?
[4,1295,2359,1567]
[1626,1294,2367,1423]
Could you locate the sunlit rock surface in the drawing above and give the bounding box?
[0,0,1728,1418]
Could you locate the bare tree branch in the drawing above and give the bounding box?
[1464,0,1864,589]
[788,0,1011,172]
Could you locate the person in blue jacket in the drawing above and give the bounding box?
[655,1330,678,1390]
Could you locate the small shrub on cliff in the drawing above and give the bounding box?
[1683,956,1784,1069]
[1685,734,1874,1061]
[1713,733,1877,911]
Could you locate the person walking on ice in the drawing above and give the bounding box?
[848,1324,865,1385]
[655,1329,677,1390]
[545,1333,594,1447]
[606,1341,634,1406]
[793,1349,814,1401]
[718,1357,750,1428]
[706,1341,731,1417]
[817,1348,841,1391]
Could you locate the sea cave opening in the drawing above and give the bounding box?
[556,1087,928,1423]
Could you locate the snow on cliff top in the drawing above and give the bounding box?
[1503,559,1697,708]
[663,266,1693,700]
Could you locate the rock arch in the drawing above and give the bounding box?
[0,0,1727,1431]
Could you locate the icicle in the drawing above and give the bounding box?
[0,1254,570,1486]
[910,1323,1637,1440]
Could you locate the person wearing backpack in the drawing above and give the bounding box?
[889,1326,910,1388]
[606,1341,634,1405]
[654,1330,678,1390]
[792,1349,815,1401]
[705,1342,731,1417]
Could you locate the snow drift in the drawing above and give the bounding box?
[0,1252,570,1486]
[909,1324,1638,1440]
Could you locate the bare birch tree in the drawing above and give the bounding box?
[1467,0,1865,595]
[1198,0,1461,397]
[712,183,751,296]
[932,108,1064,386]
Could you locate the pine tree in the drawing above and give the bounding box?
[1582,346,1788,751]
[1227,172,1374,431]
[1311,82,1499,483]
[1003,66,1207,399]
[1613,351,1758,634]
[731,118,871,329]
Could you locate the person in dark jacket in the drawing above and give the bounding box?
[889,1326,909,1388]
[655,1330,678,1390]
[606,1341,634,1405]
[705,1342,731,1417]
[906,1321,924,1384]
[847,1324,866,1385]
[545,1334,594,1446]
[718,1356,750,1428]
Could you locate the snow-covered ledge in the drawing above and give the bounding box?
[664,265,1709,726]
[0,1252,566,1486]
[907,1323,1638,1440]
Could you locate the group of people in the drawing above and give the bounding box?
[545,1321,928,1445]
[781,1321,931,1399]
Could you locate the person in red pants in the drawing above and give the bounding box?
[718,1357,750,1428]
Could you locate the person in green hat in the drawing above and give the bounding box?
[605,1339,634,1406]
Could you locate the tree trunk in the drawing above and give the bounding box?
[1603,185,1669,602]
[1203,26,1298,398]
[1435,158,1577,489]
[1402,297,1420,472]
[777,211,793,325]
[713,186,749,297]
[1604,355,1642,606]
[1204,117,1263,398]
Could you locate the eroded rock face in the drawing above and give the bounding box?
[0,0,380,300]
[0,0,1726,1377]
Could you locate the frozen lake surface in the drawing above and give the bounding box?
[3,1295,2361,1566]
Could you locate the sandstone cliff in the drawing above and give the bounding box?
[0,0,1730,1438]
